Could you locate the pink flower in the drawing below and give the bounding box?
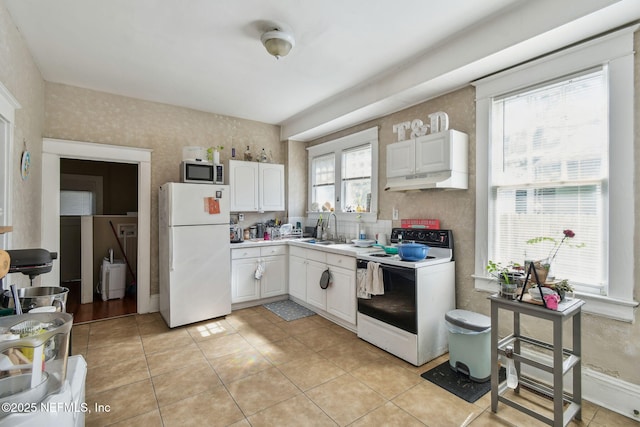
[563,229,575,238]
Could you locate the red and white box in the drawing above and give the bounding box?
[400,218,440,229]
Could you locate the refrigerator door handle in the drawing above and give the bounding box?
[169,227,174,271]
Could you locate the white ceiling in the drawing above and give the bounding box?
[5,0,640,141]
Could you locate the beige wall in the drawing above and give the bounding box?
[0,3,45,287]
[43,83,282,295]
[304,41,640,385]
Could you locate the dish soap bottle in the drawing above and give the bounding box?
[260,148,268,163]
[244,145,252,161]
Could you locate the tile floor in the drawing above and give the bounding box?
[71,307,636,427]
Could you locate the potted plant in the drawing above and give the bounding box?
[551,279,574,300]
[207,145,224,164]
[486,260,523,299]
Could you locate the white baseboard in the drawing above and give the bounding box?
[517,349,640,421]
[582,368,640,421]
[145,293,159,313]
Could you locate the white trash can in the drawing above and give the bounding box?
[100,258,127,301]
[445,309,491,382]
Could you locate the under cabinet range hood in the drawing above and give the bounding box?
[385,170,468,191]
[385,129,468,191]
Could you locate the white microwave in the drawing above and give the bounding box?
[180,161,224,184]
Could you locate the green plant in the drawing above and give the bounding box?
[527,229,584,260]
[486,260,522,284]
[552,279,574,293]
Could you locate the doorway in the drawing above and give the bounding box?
[41,138,152,321]
[59,159,139,322]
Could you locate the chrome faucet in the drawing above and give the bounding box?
[327,212,338,241]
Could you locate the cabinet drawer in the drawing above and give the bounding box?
[327,253,355,270]
[260,245,287,257]
[307,248,327,263]
[231,247,261,260]
[289,246,307,258]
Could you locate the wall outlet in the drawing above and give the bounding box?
[392,208,399,220]
[238,213,244,221]
[118,223,137,237]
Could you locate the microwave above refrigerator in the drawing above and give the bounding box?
[180,161,224,184]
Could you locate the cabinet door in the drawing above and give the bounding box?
[326,266,356,324]
[229,160,259,211]
[259,163,285,212]
[387,140,415,178]
[288,255,307,300]
[261,255,287,298]
[306,260,327,311]
[231,258,260,303]
[415,132,450,173]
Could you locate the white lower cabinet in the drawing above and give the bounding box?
[231,245,287,304]
[288,246,357,326]
[231,256,261,302]
[326,264,356,324]
[288,252,307,300]
[305,259,328,311]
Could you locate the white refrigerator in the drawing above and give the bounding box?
[159,182,231,328]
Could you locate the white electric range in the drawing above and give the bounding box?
[356,229,456,366]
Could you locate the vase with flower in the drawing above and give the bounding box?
[527,229,583,282]
[207,145,224,164]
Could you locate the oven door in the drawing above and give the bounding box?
[357,261,417,334]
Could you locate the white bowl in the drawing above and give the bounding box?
[351,239,376,247]
[528,286,556,301]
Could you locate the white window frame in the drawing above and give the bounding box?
[307,127,379,223]
[0,81,21,250]
[473,26,638,322]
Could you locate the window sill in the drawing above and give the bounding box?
[306,211,378,223]
[473,275,638,323]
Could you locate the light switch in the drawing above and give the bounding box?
[392,208,399,220]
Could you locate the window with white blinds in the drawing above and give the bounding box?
[307,127,378,218]
[489,69,607,293]
[60,190,95,216]
[341,144,372,212]
[311,153,335,211]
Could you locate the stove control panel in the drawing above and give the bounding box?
[390,228,453,249]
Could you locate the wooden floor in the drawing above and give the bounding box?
[64,280,137,324]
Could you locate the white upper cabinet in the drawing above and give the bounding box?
[386,130,468,191]
[415,132,451,174]
[228,160,285,212]
[259,163,285,212]
[387,140,416,178]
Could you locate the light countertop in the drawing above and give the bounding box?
[230,238,382,257]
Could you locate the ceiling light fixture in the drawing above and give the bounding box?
[261,28,295,59]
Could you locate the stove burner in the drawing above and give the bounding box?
[370,253,393,257]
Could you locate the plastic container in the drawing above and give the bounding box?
[182,146,207,161]
[0,313,72,415]
[445,309,491,382]
[100,258,126,301]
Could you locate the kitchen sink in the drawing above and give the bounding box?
[303,239,346,245]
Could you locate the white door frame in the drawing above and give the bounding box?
[0,81,21,250]
[42,138,153,313]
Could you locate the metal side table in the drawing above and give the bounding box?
[489,294,584,427]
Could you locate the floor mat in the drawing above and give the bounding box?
[421,360,505,403]
[263,299,316,321]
